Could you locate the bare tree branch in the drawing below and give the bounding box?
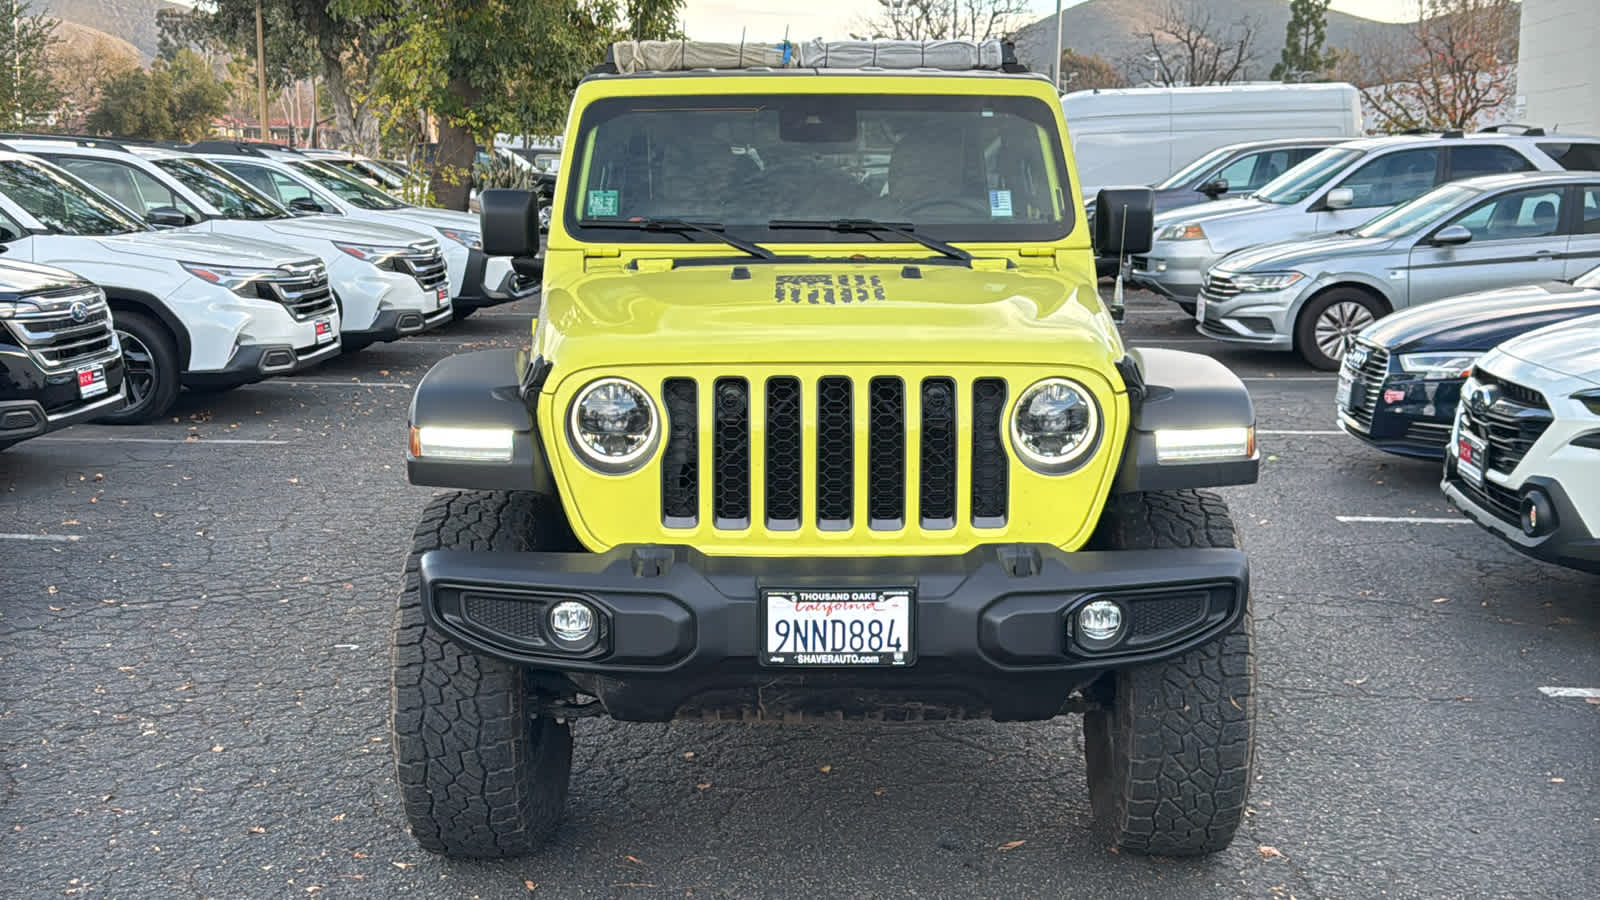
[853,0,1028,42]
[1126,0,1260,86]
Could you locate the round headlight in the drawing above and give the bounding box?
[1010,378,1100,473]
[568,377,659,471]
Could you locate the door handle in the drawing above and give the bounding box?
[1533,250,1555,261]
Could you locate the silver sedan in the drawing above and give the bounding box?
[1194,171,1600,369]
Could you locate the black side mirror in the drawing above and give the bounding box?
[146,206,188,228]
[481,189,540,257]
[1199,178,1230,198]
[1092,187,1155,258]
[289,197,325,213]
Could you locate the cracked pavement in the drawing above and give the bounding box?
[2,291,1596,899]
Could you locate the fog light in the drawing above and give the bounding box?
[1076,599,1125,650]
[548,601,596,647]
[1520,491,1556,537]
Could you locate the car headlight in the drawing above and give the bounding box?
[1154,426,1257,463]
[179,261,280,296]
[0,299,19,319]
[1229,271,1305,292]
[333,242,408,265]
[1009,378,1100,473]
[1398,352,1476,379]
[1158,223,1207,241]
[436,228,482,250]
[568,377,660,472]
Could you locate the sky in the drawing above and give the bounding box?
[678,0,1424,42]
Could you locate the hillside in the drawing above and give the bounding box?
[54,20,142,66]
[36,0,187,61]
[1011,0,1410,82]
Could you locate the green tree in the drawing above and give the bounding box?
[85,49,230,140]
[0,1,65,127]
[1271,0,1337,82]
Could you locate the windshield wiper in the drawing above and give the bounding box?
[768,218,972,265]
[577,217,775,260]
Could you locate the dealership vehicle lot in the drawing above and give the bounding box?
[1,290,1594,898]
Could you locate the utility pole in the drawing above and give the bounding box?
[12,0,21,127]
[255,1,268,142]
[1053,0,1063,92]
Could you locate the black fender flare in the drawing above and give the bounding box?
[406,348,555,493]
[103,289,192,369]
[1113,347,1259,493]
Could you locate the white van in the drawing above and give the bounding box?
[1064,82,1363,197]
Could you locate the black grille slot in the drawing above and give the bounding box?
[765,377,803,530]
[816,376,854,529]
[867,377,905,529]
[970,378,1009,526]
[1343,342,1391,431]
[712,377,751,528]
[391,245,449,291]
[1472,367,1549,409]
[919,377,957,528]
[1462,402,1552,476]
[660,378,698,527]
[1128,594,1208,641]
[461,593,545,644]
[257,265,336,321]
[1403,420,1452,446]
[1452,474,1521,524]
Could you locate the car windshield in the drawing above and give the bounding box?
[289,160,407,210]
[1350,183,1481,238]
[1154,146,1236,190]
[1575,264,1600,288]
[154,157,287,220]
[1253,147,1363,204]
[567,92,1072,244]
[0,158,144,235]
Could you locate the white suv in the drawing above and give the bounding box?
[0,150,341,422]
[1443,312,1600,574]
[12,138,455,351]
[190,144,536,320]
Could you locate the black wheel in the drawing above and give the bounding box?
[1295,288,1383,370]
[101,309,180,424]
[1082,490,1255,857]
[451,305,478,322]
[392,491,575,858]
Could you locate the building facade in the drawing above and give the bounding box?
[1517,0,1600,134]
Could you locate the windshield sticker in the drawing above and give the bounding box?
[775,274,886,305]
[989,189,1013,218]
[586,189,619,217]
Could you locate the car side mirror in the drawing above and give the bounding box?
[1323,187,1354,210]
[1430,224,1473,246]
[145,206,188,228]
[288,197,325,214]
[1092,186,1155,258]
[1199,178,1230,198]
[481,188,541,257]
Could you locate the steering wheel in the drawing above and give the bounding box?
[900,196,991,218]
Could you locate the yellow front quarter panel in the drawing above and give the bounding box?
[541,364,1128,557]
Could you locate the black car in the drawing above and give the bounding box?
[1335,268,1600,459]
[1090,137,1344,276]
[0,260,126,451]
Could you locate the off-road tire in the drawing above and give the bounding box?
[392,490,574,858]
[1082,489,1255,856]
[100,309,180,425]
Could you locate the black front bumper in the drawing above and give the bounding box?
[452,248,539,312]
[1,350,128,443]
[419,543,1249,721]
[1443,470,1600,574]
[181,340,341,389]
[345,304,452,343]
[1338,374,1461,460]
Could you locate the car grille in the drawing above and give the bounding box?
[1453,477,1522,524]
[390,243,449,292]
[1,288,118,371]
[256,262,336,320]
[1403,420,1452,447]
[658,375,1011,532]
[1458,371,1552,476]
[1129,255,1149,272]
[1341,341,1391,431]
[1200,272,1241,299]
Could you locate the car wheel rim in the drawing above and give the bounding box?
[117,329,156,411]
[1313,301,1375,362]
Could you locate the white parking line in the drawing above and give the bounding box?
[0,533,83,542]
[1538,687,1600,699]
[1241,376,1337,382]
[1259,429,1343,435]
[267,380,414,388]
[36,436,290,445]
[1335,515,1463,525]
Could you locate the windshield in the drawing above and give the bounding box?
[567,92,1072,244]
[1155,146,1235,190]
[1253,147,1363,204]
[1351,183,1481,239]
[154,157,287,220]
[0,158,144,235]
[289,160,407,210]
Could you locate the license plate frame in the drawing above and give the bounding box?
[1195,291,1208,323]
[76,363,107,399]
[436,286,450,309]
[760,588,916,668]
[1457,428,1488,488]
[1336,373,1356,410]
[314,318,335,345]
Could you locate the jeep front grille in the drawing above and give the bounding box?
[659,375,1011,532]
[256,263,336,320]
[390,243,449,292]
[1,288,118,371]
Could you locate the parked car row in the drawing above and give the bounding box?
[0,133,536,448]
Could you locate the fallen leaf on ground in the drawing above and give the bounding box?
[997,840,1026,852]
[1549,777,1565,783]
[523,881,537,892]
[247,826,266,834]
[1258,845,1285,859]
[818,765,832,774]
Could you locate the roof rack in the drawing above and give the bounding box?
[184,140,301,157]
[592,38,1025,75]
[1440,129,1465,139]
[1478,123,1546,136]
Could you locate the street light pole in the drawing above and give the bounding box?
[1054,0,1063,91]
[255,2,268,142]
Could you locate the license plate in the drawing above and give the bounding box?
[1195,292,1207,323]
[761,588,914,667]
[76,363,107,399]
[1457,428,1487,488]
[314,319,335,345]
[436,287,450,308]
[1336,373,1356,410]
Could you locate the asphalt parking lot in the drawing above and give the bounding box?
[2,288,1595,899]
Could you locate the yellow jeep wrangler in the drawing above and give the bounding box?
[395,41,1260,860]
